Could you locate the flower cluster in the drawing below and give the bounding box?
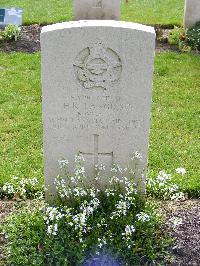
[124,225,136,237]
[3,153,172,266]
[175,167,186,176]
[43,152,157,258]
[147,169,185,200]
[1,176,42,199]
[121,225,136,249]
[131,151,142,161]
[58,159,69,169]
[44,206,66,236]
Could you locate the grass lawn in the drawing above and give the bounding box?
[0,52,199,196]
[0,0,184,26]
[0,53,43,183]
[150,52,200,196]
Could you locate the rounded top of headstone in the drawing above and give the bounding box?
[41,20,155,36]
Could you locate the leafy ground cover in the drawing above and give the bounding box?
[1,158,174,265]
[1,198,200,265]
[0,0,184,26]
[0,51,199,196]
[1,176,170,265]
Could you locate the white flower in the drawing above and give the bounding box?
[2,183,14,194]
[109,176,119,184]
[98,242,103,248]
[95,163,106,171]
[20,179,27,186]
[124,225,135,236]
[75,154,85,163]
[105,189,115,197]
[176,167,186,175]
[53,224,58,235]
[136,212,150,222]
[29,177,39,186]
[110,167,118,173]
[89,188,96,198]
[58,159,69,169]
[74,166,85,176]
[170,191,185,201]
[44,206,64,223]
[47,225,53,235]
[110,164,123,173]
[169,217,183,227]
[157,171,171,183]
[91,198,100,208]
[73,187,87,197]
[47,223,58,236]
[97,237,106,249]
[131,151,142,161]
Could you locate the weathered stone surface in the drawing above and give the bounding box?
[41,21,155,197]
[184,0,200,29]
[74,0,120,20]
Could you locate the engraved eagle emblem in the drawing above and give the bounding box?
[74,41,122,90]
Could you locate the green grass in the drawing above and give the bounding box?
[150,52,200,197]
[0,0,184,26]
[121,0,184,26]
[0,52,199,196]
[0,53,42,181]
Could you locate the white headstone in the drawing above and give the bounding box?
[74,0,120,20]
[184,0,200,29]
[41,21,155,198]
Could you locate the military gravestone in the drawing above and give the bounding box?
[0,8,23,27]
[74,0,120,20]
[41,21,155,198]
[184,0,200,29]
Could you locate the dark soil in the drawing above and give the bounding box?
[164,200,200,266]
[155,27,180,53]
[0,24,41,53]
[0,25,179,54]
[156,40,179,53]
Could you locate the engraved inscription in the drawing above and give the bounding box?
[47,95,143,132]
[74,41,122,90]
[80,134,113,168]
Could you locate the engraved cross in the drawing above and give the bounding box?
[80,134,113,168]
